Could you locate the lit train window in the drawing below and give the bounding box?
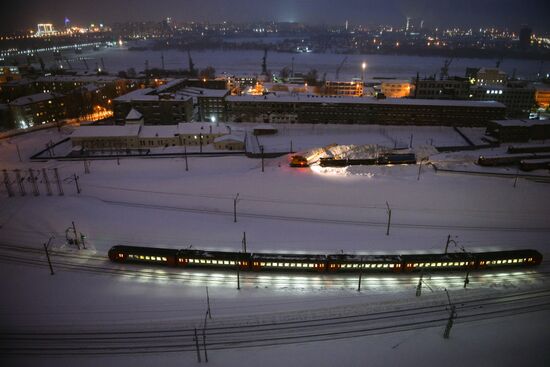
[430,263,436,267]
[284,263,289,267]
[230,261,236,265]
[377,264,382,268]
[436,263,442,267]
[383,264,389,268]
[140,256,145,260]
[459,262,464,266]
[528,258,533,261]
[389,264,394,268]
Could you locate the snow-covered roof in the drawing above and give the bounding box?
[139,125,179,138]
[9,92,57,106]
[492,119,549,127]
[113,88,156,102]
[226,94,506,108]
[35,75,119,83]
[126,108,143,120]
[177,87,229,98]
[178,122,230,135]
[71,125,141,138]
[214,134,245,143]
[253,124,277,130]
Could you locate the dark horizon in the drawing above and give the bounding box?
[2,0,549,34]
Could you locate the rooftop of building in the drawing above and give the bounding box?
[214,133,245,143]
[35,75,120,83]
[139,125,179,138]
[226,94,506,108]
[9,92,59,106]
[177,122,231,135]
[71,125,142,138]
[492,119,550,127]
[126,108,143,120]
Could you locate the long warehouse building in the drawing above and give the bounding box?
[226,94,506,126]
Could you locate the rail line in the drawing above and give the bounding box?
[2,289,549,355]
[1,242,549,290]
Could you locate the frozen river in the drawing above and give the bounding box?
[49,46,547,81]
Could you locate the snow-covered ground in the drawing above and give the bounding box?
[1,125,549,366]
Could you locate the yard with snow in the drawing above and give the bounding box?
[0,123,549,366]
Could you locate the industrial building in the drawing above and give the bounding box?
[226,94,506,126]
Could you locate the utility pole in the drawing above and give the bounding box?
[84,160,90,174]
[260,145,265,172]
[16,143,22,162]
[44,236,55,275]
[237,253,241,290]
[184,140,189,171]
[206,286,211,319]
[233,193,239,223]
[199,134,203,153]
[464,271,470,288]
[3,169,14,197]
[42,168,52,196]
[444,305,457,339]
[357,257,364,292]
[73,173,81,194]
[14,169,26,196]
[417,159,423,181]
[72,221,80,249]
[29,168,39,196]
[52,168,64,196]
[242,232,247,253]
[385,201,392,236]
[202,310,209,363]
[444,235,457,254]
[409,134,413,148]
[194,328,202,363]
[416,271,424,297]
[514,169,519,188]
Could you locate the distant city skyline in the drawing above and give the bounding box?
[2,0,549,33]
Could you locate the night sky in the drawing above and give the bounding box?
[2,0,549,33]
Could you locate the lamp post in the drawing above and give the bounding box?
[361,62,367,83]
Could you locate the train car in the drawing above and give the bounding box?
[519,159,550,172]
[475,249,542,270]
[251,253,327,272]
[108,245,179,266]
[326,254,403,273]
[400,252,475,272]
[177,249,251,270]
[477,153,550,166]
[507,145,550,154]
[289,144,337,167]
[377,153,417,165]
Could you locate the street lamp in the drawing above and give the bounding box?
[361,62,367,82]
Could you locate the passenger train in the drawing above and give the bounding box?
[108,246,542,273]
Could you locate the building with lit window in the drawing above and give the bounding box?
[0,66,21,84]
[9,92,66,129]
[70,122,232,150]
[534,84,550,109]
[473,68,507,87]
[471,82,536,118]
[413,77,471,100]
[226,94,505,126]
[380,80,412,98]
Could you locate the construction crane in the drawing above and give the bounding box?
[261,49,268,76]
[440,58,453,80]
[187,50,196,76]
[335,56,348,81]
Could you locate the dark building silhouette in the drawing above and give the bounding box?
[519,25,532,50]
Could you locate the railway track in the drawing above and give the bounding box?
[1,242,549,291]
[1,288,549,355]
